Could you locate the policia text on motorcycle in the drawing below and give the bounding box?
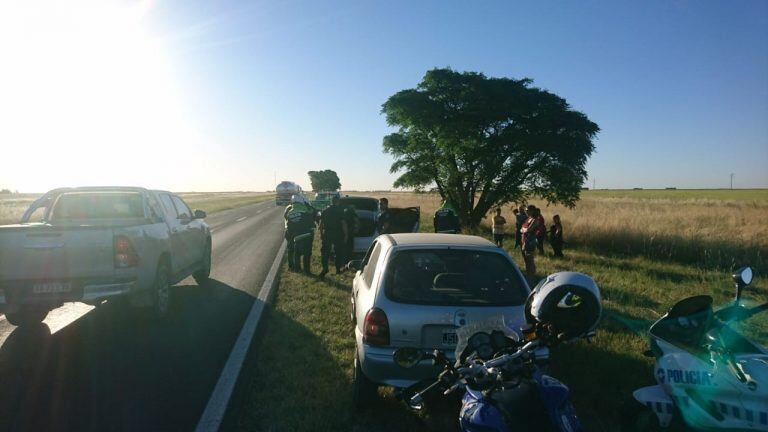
[283,195,319,274]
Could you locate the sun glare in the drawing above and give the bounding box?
[0,0,206,192]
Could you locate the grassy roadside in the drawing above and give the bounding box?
[238,213,767,431]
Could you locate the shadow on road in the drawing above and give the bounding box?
[0,279,254,432]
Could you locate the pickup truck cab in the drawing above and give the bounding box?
[0,187,211,326]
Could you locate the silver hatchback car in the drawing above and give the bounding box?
[349,233,530,407]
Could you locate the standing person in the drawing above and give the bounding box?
[377,197,392,234]
[283,195,318,273]
[535,209,546,254]
[342,203,358,264]
[549,214,564,258]
[520,205,540,278]
[515,205,527,250]
[319,196,348,278]
[434,200,460,233]
[492,207,507,247]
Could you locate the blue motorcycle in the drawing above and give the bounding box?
[393,271,604,432]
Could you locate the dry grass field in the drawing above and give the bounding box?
[0,191,273,225]
[239,189,768,431]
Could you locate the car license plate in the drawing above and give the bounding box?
[442,331,458,346]
[32,282,72,294]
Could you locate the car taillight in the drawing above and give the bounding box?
[363,307,389,346]
[114,235,139,268]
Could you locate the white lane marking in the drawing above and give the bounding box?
[194,239,287,432]
[235,216,247,222]
[46,303,94,334]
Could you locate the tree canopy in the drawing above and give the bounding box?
[307,170,341,191]
[382,68,599,227]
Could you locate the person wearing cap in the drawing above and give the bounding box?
[434,199,460,233]
[283,195,318,273]
[319,195,349,278]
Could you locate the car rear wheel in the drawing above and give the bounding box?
[4,308,49,327]
[193,241,212,285]
[153,262,172,320]
[352,353,378,410]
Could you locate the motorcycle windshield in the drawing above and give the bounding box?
[454,314,520,361]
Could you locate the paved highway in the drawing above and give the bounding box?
[0,200,284,432]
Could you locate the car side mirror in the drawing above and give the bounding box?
[194,210,207,219]
[347,260,363,271]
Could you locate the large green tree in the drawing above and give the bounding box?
[382,68,599,227]
[307,169,341,191]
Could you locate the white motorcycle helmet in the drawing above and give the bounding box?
[525,272,602,340]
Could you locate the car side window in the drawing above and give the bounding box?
[171,196,191,219]
[159,194,178,221]
[362,243,382,287]
[147,194,164,222]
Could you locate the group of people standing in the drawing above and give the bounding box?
[492,204,564,277]
[283,194,357,278]
[285,193,564,280]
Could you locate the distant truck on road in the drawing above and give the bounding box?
[0,187,211,326]
[275,181,302,206]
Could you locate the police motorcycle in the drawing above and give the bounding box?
[393,272,602,432]
[632,266,768,431]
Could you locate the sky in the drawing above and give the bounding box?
[1,0,766,192]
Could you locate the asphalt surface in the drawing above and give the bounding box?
[0,200,285,432]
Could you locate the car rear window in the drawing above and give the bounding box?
[384,249,527,306]
[50,192,145,220]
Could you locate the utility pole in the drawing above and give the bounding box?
[730,173,734,190]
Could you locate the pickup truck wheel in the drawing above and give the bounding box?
[193,241,212,285]
[352,354,378,410]
[153,262,172,319]
[4,308,48,327]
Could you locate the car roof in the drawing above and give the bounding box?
[385,233,496,247]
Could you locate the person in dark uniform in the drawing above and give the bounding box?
[434,200,460,233]
[342,203,358,264]
[377,197,392,234]
[549,214,564,258]
[283,195,318,273]
[319,196,349,278]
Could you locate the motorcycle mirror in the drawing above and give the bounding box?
[733,266,753,286]
[393,347,423,369]
[732,266,753,305]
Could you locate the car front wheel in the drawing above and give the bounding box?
[193,240,212,285]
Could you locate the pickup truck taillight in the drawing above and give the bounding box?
[363,308,389,346]
[114,235,139,268]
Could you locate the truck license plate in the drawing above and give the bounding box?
[442,331,458,346]
[32,282,72,294]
